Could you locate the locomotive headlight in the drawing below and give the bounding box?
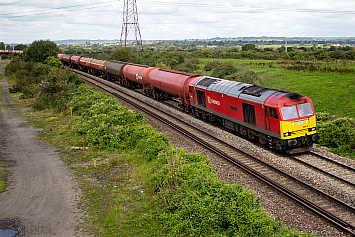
[308,127,316,132]
[283,132,292,137]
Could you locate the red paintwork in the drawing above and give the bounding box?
[90,58,107,72]
[13,50,22,55]
[149,69,200,105]
[79,57,93,67]
[57,54,65,61]
[188,78,282,135]
[70,55,81,65]
[264,92,312,108]
[123,64,156,88]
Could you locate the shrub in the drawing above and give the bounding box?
[211,62,237,79]
[203,60,222,71]
[23,40,59,63]
[150,149,303,236]
[316,112,355,158]
[226,70,263,85]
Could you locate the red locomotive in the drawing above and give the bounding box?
[58,54,320,153]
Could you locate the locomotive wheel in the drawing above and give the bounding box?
[258,137,267,145]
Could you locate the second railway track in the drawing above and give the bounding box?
[75,69,355,236]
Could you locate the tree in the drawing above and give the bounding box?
[0,42,4,50]
[242,43,256,51]
[14,44,28,50]
[110,47,141,64]
[23,40,59,62]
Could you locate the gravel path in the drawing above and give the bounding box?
[0,65,85,236]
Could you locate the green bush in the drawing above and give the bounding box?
[211,62,237,79]
[69,85,169,153]
[151,149,308,236]
[23,40,59,63]
[203,60,222,71]
[316,112,355,158]
[226,70,263,85]
[6,57,83,108]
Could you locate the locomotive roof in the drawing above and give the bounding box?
[194,76,307,106]
[195,77,278,104]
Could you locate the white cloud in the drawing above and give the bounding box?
[0,0,355,43]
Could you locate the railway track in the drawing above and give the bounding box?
[74,69,355,236]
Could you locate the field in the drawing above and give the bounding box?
[198,58,355,118]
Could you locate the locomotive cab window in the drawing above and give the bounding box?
[269,108,279,119]
[189,86,194,93]
[297,103,313,117]
[281,106,298,120]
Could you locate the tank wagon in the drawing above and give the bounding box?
[58,53,320,153]
[148,69,199,109]
[1,50,23,56]
[70,55,82,69]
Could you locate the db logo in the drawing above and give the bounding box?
[207,96,220,105]
[135,74,143,81]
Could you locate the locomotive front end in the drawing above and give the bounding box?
[279,101,320,153]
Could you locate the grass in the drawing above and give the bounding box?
[24,108,165,236]
[0,72,5,184]
[198,59,355,118]
[15,83,314,236]
[0,163,7,193]
[0,61,8,193]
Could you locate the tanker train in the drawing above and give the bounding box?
[0,50,23,56]
[58,53,320,154]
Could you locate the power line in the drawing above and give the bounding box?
[0,1,121,19]
[1,0,355,19]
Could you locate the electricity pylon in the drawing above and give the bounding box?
[120,0,143,54]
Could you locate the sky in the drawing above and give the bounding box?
[1,0,355,44]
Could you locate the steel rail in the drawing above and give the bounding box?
[75,69,355,236]
[308,150,355,172]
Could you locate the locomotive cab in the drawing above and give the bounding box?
[266,93,320,153]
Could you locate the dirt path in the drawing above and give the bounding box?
[0,65,84,236]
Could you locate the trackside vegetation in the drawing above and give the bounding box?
[0,63,8,193]
[4,57,315,236]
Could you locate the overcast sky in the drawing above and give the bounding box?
[1,0,355,44]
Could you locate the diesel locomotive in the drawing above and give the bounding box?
[58,53,320,154]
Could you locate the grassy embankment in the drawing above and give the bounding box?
[5,58,315,236]
[25,85,314,236]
